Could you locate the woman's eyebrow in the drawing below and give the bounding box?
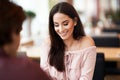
[54,22,59,24]
[62,20,69,24]
[54,20,69,24]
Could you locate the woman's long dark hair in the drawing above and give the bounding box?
[48,2,85,72]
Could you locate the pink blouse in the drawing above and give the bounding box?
[40,43,96,80]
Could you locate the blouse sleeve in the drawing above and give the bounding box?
[80,47,96,80]
[40,42,50,75]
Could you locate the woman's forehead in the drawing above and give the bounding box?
[53,13,72,23]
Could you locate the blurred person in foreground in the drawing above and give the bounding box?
[40,2,96,80]
[0,0,51,80]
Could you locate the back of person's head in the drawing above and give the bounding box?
[49,2,85,41]
[0,0,26,46]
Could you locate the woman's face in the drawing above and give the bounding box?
[53,13,76,40]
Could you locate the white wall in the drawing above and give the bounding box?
[12,0,50,45]
[12,0,49,39]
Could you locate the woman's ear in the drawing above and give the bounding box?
[74,17,77,26]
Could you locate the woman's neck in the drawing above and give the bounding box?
[64,37,75,51]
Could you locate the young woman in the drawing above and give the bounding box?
[0,0,50,80]
[40,2,96,80]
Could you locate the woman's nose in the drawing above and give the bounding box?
[59,26,64,32]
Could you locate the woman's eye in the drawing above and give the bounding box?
[63,23,68,26]
[54,24,59,27]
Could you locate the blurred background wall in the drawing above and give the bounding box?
[11,0,120,46]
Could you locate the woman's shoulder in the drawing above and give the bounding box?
[79,36,95,49]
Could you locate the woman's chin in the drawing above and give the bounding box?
[60,36,68,40]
